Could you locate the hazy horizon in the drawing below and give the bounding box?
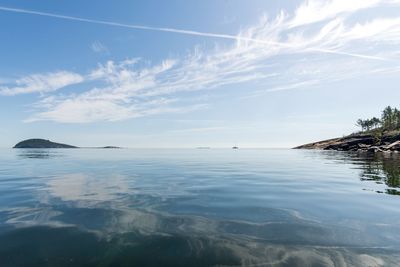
[1,0,400,148]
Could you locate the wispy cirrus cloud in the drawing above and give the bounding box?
[0,71,84,96]
[90,41,109,54]
[0,2,396,60]
[289,0,386,27]
[1,0,399,123]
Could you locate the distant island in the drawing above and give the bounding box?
[14,139,77,149]
[295,106,400,152]
[13,139,121,149]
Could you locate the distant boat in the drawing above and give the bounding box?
[232,146,239,149]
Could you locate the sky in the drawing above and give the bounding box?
[0,0,400,148]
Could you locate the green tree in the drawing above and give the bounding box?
[356,106,400,133]
[365,119,373,131]
[371,117,381,129]
[394,108,400,129]
[356,119,366,132]
[381,106,394,130]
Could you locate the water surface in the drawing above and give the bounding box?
[0,149,399,266]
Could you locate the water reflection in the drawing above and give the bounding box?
[1,149,400,266]
[46,173,131,203]
[2,224,398,267]
[2,205,399,267]
[1,173,399,266]
[313,151,400,195]
[358,152,400,195]
[16,149,63,159]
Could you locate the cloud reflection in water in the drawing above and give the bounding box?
[1,149,400,266]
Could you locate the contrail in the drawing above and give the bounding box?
[0,6,387,61]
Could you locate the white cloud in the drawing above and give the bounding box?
[0,71,84,95]
[289,0,384,28]
[2,0,398,123]
[90,41,109,53]
[343,17,400,42]
[0,4,395,60]
[266,80,320,93]
[26,95,181,123]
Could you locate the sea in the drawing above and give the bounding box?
[0,148,399,266]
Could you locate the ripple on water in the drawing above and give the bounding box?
[0,148,399,266]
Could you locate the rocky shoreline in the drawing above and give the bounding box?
[294,132,400,153]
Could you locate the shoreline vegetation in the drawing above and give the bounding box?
[295,106,400,152]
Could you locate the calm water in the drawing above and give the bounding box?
[0,149,399,267]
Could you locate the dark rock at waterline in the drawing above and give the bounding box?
[294,132,400,153]
[13,139,78,149]
[324,137,375,151]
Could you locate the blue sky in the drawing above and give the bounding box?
[0,0,400,148]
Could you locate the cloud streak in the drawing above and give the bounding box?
[0,4,393,61]
[1,0,400,123]
[0,71,84,96]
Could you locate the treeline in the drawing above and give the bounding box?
[356,106,400,132]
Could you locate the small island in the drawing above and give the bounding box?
[14,139,78,149]
[295,106,400,152]
[13,139,121,149]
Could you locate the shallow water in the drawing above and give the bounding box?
[0,148,399,266]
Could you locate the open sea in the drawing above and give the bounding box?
[0,148,399,267]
